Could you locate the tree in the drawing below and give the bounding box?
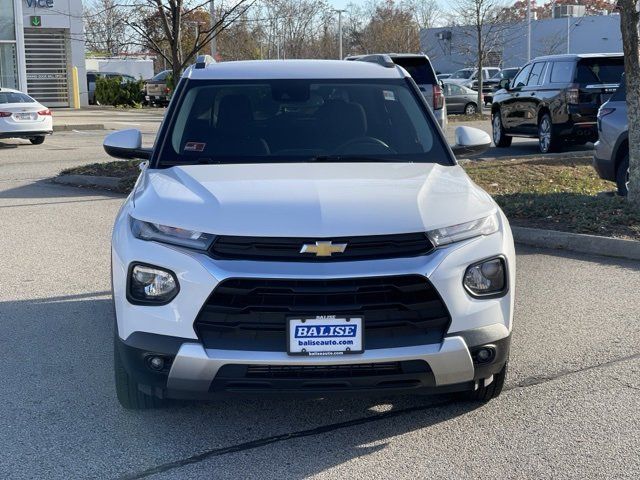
[124,1,255,82]
[84,0,130,55]
[618,0,640,203]
[450,0,509,112]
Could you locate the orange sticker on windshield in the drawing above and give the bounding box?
[184,142,206,152]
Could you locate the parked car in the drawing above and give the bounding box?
[144,70,172,107]
[437,73,452,81]
[593,81,628,195]
[104,57,514,409]
[443,83,480,115]
[478,67,520,105]
[447,67,501,89]
[0,88,52,144]
[87,71,137,105]
[492,53,624,153]
[345,54,447,130]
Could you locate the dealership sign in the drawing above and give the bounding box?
[25,0,54,7]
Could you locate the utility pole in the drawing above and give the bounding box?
[210,0,217,58]
[526,0,531,61]
[334,9,346,59]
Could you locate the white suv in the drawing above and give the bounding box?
[105,57,515,409]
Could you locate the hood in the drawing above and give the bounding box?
[132,162,497,237]
[445,78,472,86]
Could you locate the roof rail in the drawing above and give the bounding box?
[195,54,216,69]
[345,54,396,68]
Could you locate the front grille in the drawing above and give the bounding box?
[194,275,451,351]
[209,233,434,262]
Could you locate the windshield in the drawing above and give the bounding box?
[451,69,473,79]
[156,78,449,167]
[492,69,518,80]
[152,71,169,81]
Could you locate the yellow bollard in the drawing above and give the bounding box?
[71,66,81,109]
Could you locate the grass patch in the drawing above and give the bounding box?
[449,113,490,122]
[61,160,141,178]
[61,160,141,193]
[60,156,640,240]
[465,157,640,240]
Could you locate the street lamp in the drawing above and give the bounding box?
[334,9,347,59]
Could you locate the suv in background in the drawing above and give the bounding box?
[346,54,447,130]
[481,67,520,105]
[144,70,172,106]
[448,67,501,89]
[593,81,628,195]
[492,53,624,153]
[87,71,137,105]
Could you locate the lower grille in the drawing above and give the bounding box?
[245,362,403,379]
[194,275,451,351]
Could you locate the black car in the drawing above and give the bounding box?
[479,68,519,105]
[491,53,623,153]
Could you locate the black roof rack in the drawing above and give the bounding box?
[195,54,216,69]
[345,54,396,69]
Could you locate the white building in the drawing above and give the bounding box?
[421,13,622,74]
[1,0,87,106]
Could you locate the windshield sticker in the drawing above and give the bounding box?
[184,142,206,152]
[383,90,396,101]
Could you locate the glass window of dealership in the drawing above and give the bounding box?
[1,0,87,106]
[0,0,20,90]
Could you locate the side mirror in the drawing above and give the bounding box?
[499,78,510,90]
[103,129,152,160]
[451,126,491,157]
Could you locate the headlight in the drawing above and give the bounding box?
[130,217,215,250]
[128,263,179,304]
[427,214,498,247]
[463,257,507,298]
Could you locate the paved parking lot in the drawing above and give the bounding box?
[1,126,639,479]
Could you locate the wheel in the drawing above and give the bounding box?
[492,110,512,147]
[464,103,478,115]
[114,336,166,409]
[29,136,45,145]
[616,153,629,196]
[467,363,507,402]
[538,113,560,153]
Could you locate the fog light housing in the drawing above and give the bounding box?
[127,263,179,305]
[463,257,507,298]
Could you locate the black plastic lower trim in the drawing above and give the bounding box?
[0,130,52,139]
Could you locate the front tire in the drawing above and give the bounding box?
[616,154,629,196]
[492,111,512,147]
[464,103,478,115]
[538,113,559,154]
[114,337,167,410]
[29,136,45,145]
[467,363,507,402]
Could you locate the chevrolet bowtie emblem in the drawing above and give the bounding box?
[300,241,348,257]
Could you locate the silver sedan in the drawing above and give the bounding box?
[443,83,480,115]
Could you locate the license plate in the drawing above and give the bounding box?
[15,113,36,121]
[287,316,363,356]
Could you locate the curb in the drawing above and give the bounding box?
[475,151,592,162]
[53,174,121,189]
[512,226,640,261]
[53,124,105,132]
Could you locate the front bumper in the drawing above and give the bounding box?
[117,324,511,398]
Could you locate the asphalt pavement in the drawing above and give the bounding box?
[0,122,639,479]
